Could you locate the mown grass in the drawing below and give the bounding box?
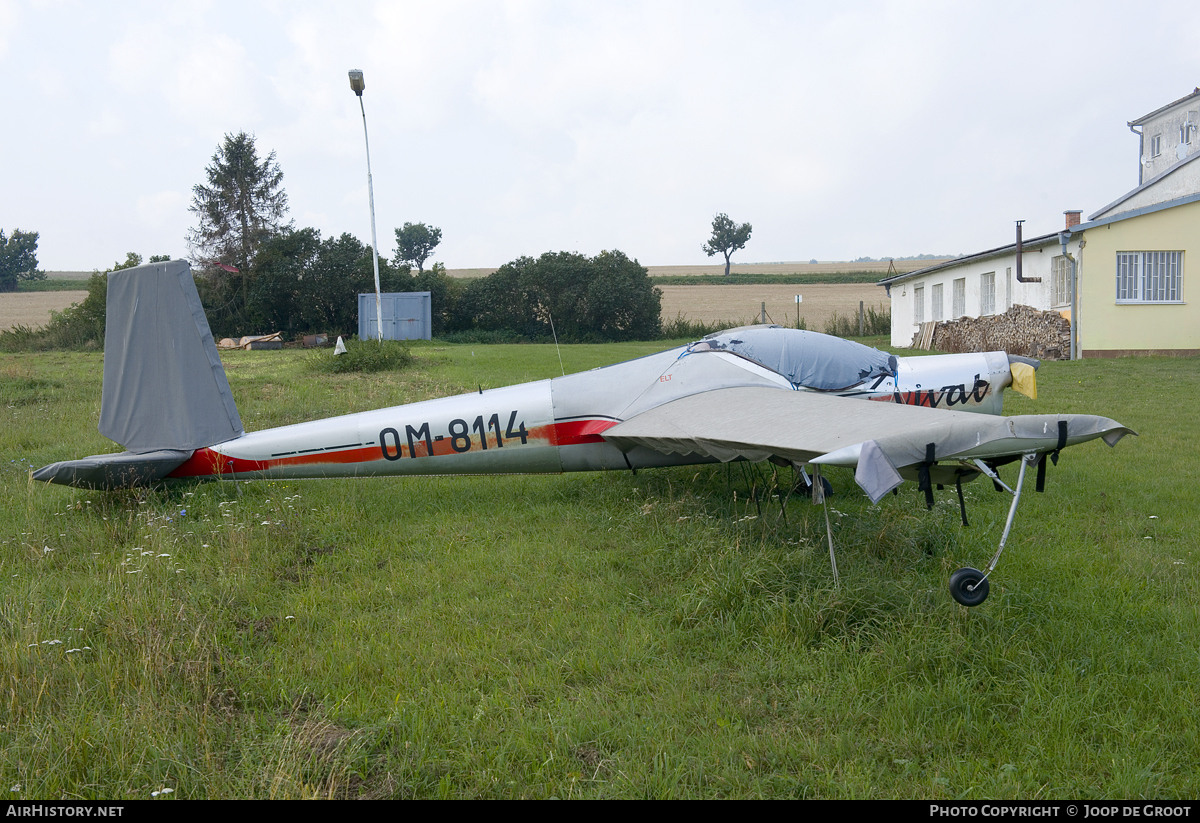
[1,343,1196,798]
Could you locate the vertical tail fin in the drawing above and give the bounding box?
[99,260,243,453]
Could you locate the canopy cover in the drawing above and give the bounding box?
[685,327,896,391]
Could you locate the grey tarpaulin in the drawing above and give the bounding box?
[684,326,895,391]
[855,439,904,504]
[32,449,194,490]
[603,386,1134,492]
[98,260,244,453]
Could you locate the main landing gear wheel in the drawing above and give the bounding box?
[949,567,990,607]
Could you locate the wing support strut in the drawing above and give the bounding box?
[811,466,839,586]
[949,451,1038,607]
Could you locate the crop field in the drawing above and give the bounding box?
[3,284,889,339]
[2,341,1198,799]
[658,283,887,329]
[445,260,952,279]
[0,292,87,331]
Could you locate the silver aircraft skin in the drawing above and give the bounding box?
[33,262,1133,606]
[163,339,1017,483]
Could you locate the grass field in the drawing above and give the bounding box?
[2,341,1197,798]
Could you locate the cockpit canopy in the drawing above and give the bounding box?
[685,326,897,391]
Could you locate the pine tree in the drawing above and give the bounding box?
[187,133,291,318]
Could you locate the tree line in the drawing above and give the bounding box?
[0,229,42,292]
[8,131,768,344]
[187,132,662,342]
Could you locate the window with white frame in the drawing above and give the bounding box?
[1005,267,1012,310]
[1052,255,1071,307]
[1116,251,1183,303]
[1151,134,1163,157]
[980,272,995,316]
[913,284,924,325]
[931,283,943,321]
[951,278,965,317]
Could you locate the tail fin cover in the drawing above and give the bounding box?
[98,260,244,453]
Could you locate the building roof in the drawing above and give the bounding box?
[879,191,1200,291]
[1089,144,1200,220]
[876,231,1061,287]
[1128,87,1200,127]
[1071,190,1200,234]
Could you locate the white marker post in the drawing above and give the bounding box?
[795,294,803,329]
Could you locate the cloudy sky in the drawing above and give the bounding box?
[2,0,1197,271]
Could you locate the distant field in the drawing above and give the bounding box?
[1,285,890,335]
[445,260,951,280]
[660,282,888,328]
[0,291,87,330]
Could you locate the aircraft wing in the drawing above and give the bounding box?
[602,386,1133,502]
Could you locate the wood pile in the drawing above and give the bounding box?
[912,305,1072,359]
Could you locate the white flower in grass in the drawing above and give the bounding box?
[151,787,174,797]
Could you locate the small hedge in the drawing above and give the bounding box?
[307,338,414,373]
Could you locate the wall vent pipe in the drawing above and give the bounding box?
[1015,220,1041,283]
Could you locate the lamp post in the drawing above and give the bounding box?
[349,69,383,342]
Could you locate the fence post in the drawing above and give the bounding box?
[858,301,864,336]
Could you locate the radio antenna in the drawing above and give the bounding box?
[548,310,565,376]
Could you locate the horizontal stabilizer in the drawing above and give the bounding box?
[32,450,194,490]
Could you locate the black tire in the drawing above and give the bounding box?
[949,567,990,607]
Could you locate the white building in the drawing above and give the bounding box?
[881,88,1200,351]
[879,217,1081,349]
[1127,86,1200,187]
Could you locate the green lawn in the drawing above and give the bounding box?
[1,342,1196,798]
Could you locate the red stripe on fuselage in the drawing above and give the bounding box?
[165,418,621,479]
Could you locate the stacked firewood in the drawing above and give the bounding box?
[914,304,1072,359]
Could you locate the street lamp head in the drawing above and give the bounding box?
[348,69,365,97]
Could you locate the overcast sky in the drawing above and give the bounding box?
[2,0,1197,271]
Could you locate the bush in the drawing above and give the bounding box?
[659,313,739,340]
[456,250,661,342]
[307,338,413,374]
[823,303,890,337]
